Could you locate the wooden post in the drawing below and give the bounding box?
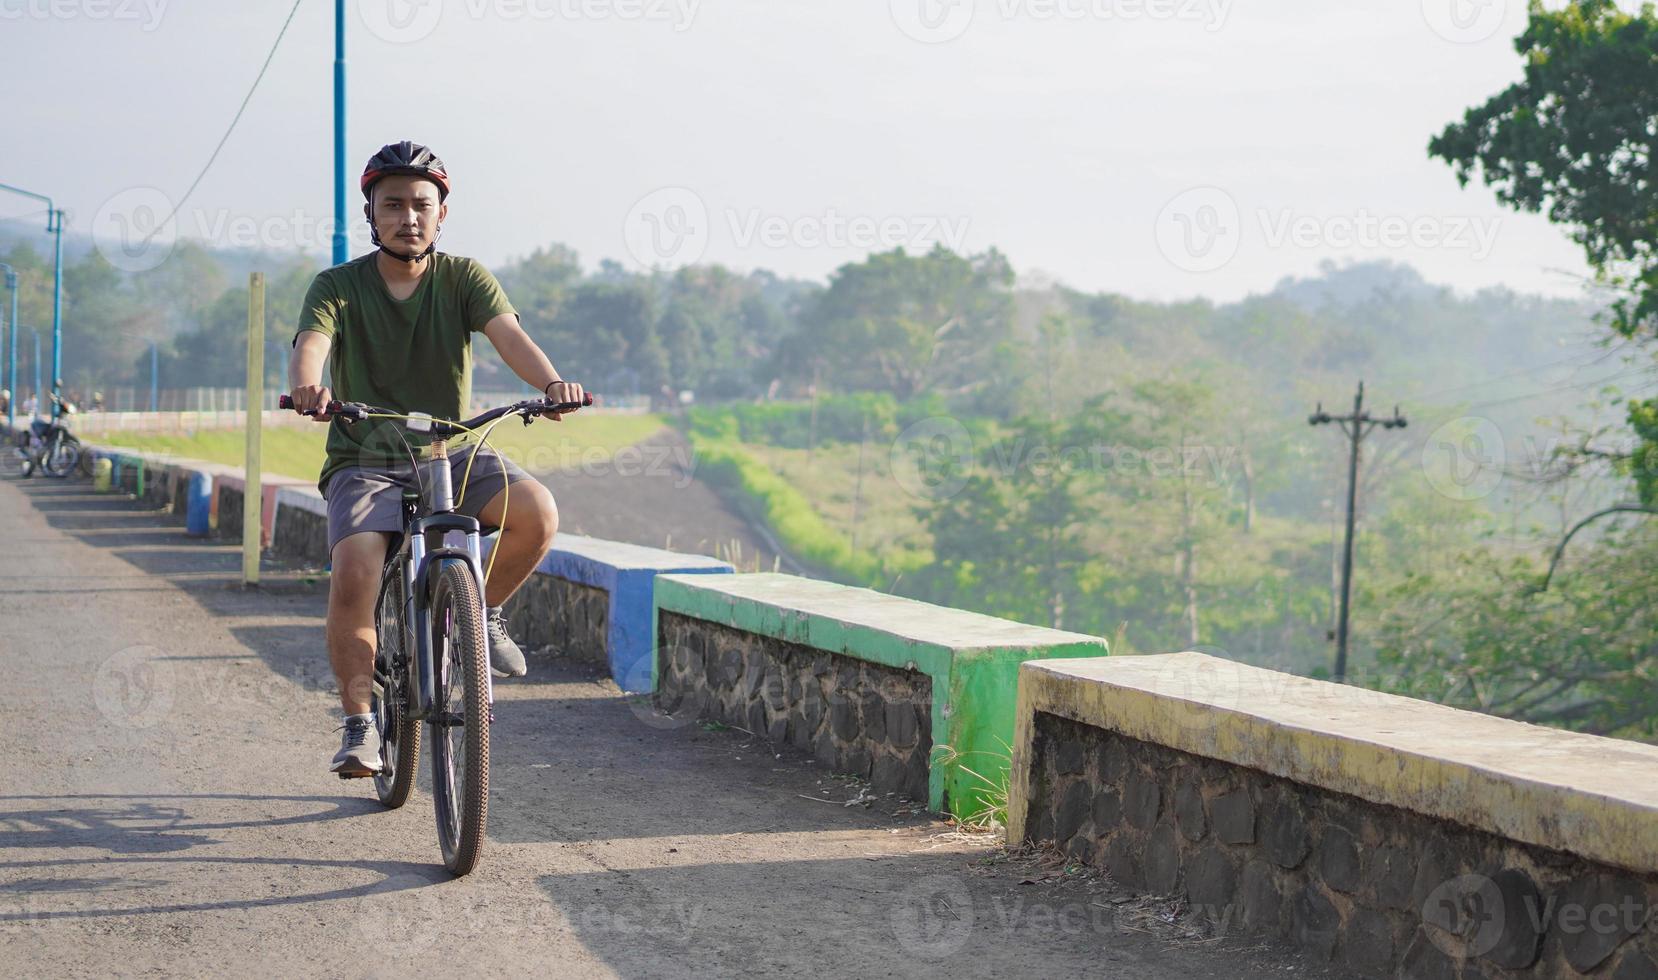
[243,273,265,586]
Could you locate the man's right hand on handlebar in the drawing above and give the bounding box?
[289,385,334,421]
[539,380,587,421]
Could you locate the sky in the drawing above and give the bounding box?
[0,0,1607,302]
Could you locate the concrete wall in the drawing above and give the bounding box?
[269,488,329,564]
[71,443,733,689]
[523,535,733,691]
[502,573,610,669]
[1009,654,1658,978]
[657,610,934,801]
[653,572,1107,818]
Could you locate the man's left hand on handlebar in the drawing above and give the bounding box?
[540,380,586,420]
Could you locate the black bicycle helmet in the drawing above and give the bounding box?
[360,141,450,201]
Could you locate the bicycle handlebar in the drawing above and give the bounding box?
[277,392,595,432]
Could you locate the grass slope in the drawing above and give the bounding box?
[94,412,666,482]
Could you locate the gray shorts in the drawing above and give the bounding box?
[323,444,537,554]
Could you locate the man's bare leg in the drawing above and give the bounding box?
[475,479,559,607]
[328,531,393,715]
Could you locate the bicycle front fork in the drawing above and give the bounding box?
[404,450,495,721]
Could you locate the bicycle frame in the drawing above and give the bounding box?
[280,389,591,719]
[390,440,494,721]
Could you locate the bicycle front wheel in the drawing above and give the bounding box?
[42,436,79,478]
[428,560,490,876]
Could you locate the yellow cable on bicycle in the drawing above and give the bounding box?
[360,411,517,589]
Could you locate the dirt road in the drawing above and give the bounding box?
[539,428,784,572]
[0,477,1344,979]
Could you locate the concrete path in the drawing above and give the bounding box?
[0,476,1344,979]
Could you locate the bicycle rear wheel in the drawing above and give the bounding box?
[428,560,490,876]
[372,568,420,808]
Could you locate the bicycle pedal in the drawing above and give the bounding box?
[336,769,376,780]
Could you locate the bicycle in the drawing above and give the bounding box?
[279,391,591,875]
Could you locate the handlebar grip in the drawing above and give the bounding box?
[544,393,596,413]
[279,394,340,418]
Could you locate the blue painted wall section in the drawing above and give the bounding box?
[185,470,213,536]
[529,535,734,692]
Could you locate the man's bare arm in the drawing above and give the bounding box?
[482,314,585,418]
[288,331,334,421]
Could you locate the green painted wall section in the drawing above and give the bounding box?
[655,573,1108,819]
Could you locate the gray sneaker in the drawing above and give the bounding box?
[487,607,527,678]
[331,716,382,777]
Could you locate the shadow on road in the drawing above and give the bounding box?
[0,792,445,923]
[0,854,442,922]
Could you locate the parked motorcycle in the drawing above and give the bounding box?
[14,395,83,478]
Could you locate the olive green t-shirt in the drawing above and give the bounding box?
[295,251,516,494]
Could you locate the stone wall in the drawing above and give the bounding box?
[270,507,328,564]
[656,611,932,802]
[139,466,174,512]
[114,458,142,496]
[502,572,609,667]
[1022,711,1658,979]
[216,484,244,540]
[170,471,193,519]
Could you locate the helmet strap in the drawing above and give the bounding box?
[368,217,442,264]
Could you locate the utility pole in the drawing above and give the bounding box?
[850,415,868,551]
[1,264,16,428]
[0,185,64,420]
[806,365,820,468]
[1309,381,1406,682]
[31,330,41,415]
[333,0,349,265]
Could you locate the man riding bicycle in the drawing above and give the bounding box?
[287,141,583,776]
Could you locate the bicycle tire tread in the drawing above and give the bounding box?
[432,562,489,876]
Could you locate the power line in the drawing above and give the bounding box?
[1462,363,1655,412]
[144,0,305,246]
[1408,343,1628,403]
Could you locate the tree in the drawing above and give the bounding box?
[62,249,156,392]
[789,246,1014,399]
[544,280,669,398]
[1430,0,1658,502]
[657,265,762,398]
[133,241,227,329]
[920,414,1099,630]
[1431,0,1658,340]
[148,258,316,390]
[1373,525,1658,738]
